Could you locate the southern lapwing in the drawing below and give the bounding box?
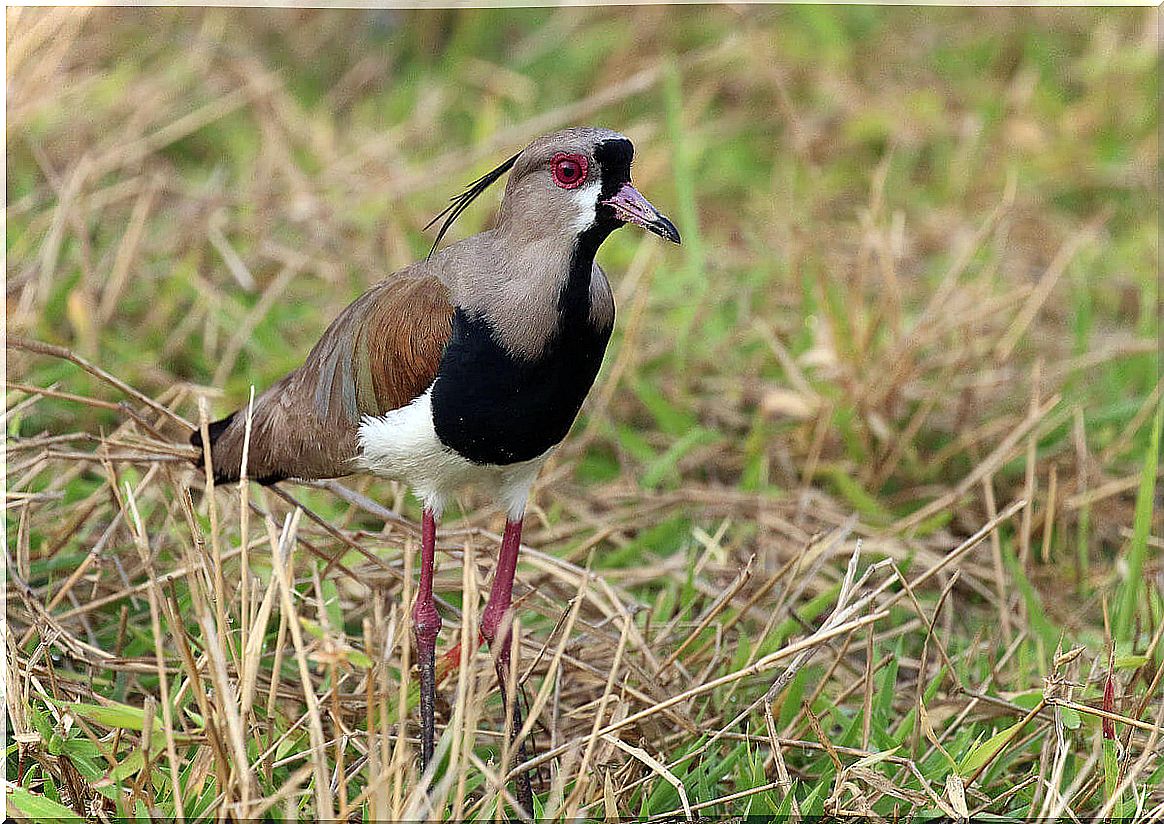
[192,126,679,810]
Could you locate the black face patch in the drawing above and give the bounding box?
[595,138,634,198]
[590,138,635,240]
[432,307,613,465]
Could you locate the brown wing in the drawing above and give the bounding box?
[194,272,454,484]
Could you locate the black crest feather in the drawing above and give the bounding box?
[425,150,522,259]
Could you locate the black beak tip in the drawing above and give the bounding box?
[656,216,681,245]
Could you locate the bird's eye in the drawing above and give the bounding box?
[551,153,588,189]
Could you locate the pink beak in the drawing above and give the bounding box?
[601,183,681,244]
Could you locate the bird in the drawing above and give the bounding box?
[191,126,680,813]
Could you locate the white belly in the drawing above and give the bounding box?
[355,386,549,519]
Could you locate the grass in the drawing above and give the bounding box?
[5,5,1162,821]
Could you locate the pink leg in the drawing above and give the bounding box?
[480,517,523,657]
[413,508,441,772]
[480,517,534,814]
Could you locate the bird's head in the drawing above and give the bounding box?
[427,127,680,257]
[501,127,681,246]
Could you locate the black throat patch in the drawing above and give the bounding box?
[431,305,613,465]
[558,137,633,316]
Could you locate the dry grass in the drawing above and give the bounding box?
[5,6,1162,821]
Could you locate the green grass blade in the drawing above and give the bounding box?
[958,717,1025,779]
[8,786,86,823]
[1114,399,1162,643]
[661,56,705,365]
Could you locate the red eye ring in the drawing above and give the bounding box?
[550,152,588,189]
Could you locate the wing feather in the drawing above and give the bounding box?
[194,272,454,484]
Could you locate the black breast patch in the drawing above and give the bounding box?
[431,306,612,465]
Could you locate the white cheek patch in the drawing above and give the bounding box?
[567,181,600,233]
